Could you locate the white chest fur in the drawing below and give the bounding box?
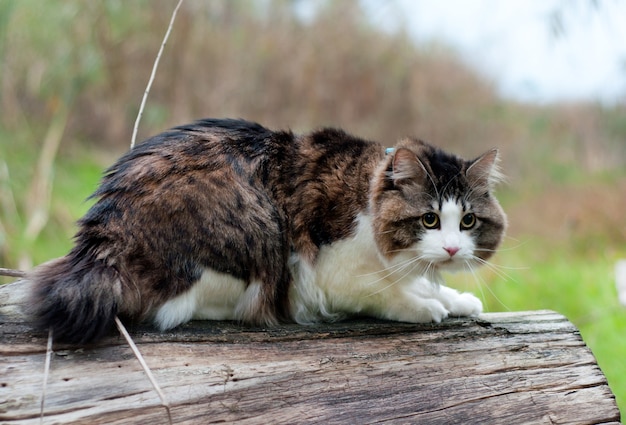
[289,212,482,324]
[155,210,482,331]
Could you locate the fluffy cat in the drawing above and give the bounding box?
[28,118,506,344]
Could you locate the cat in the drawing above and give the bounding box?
[27,118,507,344]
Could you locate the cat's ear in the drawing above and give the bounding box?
[391,148,427,185]
[466,148,503,192]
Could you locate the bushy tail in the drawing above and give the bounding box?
[28,253,123,344]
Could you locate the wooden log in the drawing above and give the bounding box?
[0,280,621,424]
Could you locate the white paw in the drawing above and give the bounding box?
[447,292,483,317]
[394,298,448,323]
[413,298,449,323]
[381,297,450,324]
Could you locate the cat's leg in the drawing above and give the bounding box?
[360,280,450,323]
[153,178,292,329]
[365,279,481,323]
[155,269,248,330]
[211,185,292,325]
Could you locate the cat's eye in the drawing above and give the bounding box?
[422,212,440,229]
[461,213,476,230]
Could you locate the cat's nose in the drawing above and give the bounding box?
[444,246,460,257]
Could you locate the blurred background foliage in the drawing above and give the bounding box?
[0,0,625,413]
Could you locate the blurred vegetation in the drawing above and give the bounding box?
[0,0,625,414]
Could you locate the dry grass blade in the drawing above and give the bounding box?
[20,102,69,270]
[131,0,184,149]
[114,316,172,424]
[123,4,179,422]
[40,328,53,425]
[0,267,26,277]
[126,2,181,422]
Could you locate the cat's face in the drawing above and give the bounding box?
[371,139,507,277]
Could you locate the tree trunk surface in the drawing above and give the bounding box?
[0,280,621,424]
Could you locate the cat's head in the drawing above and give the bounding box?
[370,139,507,277]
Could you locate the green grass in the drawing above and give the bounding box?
[449,235,626,414]
[0,131,104,280]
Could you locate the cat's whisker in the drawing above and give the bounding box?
[371,255,434,291]
[474,240,527,253]
[471,256,519,283]
[441,171,464,198]
[364,259,424,297]
[426,262,444,285]
[353,255,418,278]
[414,161,440,200]
[466,182,483,198]
[385,248,420,254]
[356,250,430,276]
[464,260,512,312]
[462,260,488,308]
[503,234,525,245]
[499,233,522,242]
[472,247,503,254]
[357,255,428,286]
[473,258,529,272]
[470,257,511,282]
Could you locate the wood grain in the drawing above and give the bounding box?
[0,280,621,424]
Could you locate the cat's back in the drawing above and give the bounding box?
[100,119,280,188]
[80,118,297,258]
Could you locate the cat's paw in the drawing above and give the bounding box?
[427,298,450,322]
[412,298,449,323]
[446,292,483,317]
[382,297,449,323]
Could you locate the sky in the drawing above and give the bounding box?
[363,0,626,104]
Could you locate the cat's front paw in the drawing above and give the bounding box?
[417,298,449,323]
[446,292,483,317]
[383,297,449,324]
[402,298,449,323]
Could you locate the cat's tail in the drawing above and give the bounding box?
[27,251,125,344]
